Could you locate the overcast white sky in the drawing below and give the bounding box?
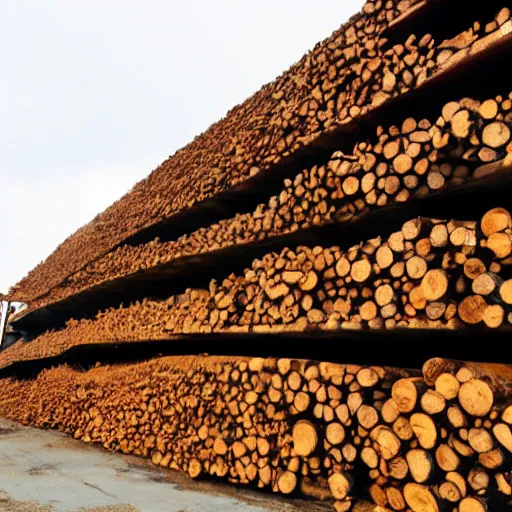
[0,0,364,294]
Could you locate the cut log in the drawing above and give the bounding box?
[357,405,379,430]
[370,426,401,460]
[188,459,202,479]
[410,413,437,449]
[468,428,494,453]
[458,295,487,324]
[420,270,448,301]
[492,423,512,453]
[434,373,460,400]
[482,304,504,329]
[213,438,228,456]
[292,420,318,457]
[459,497,488,512]
[464,258,486,280]
[328,472,353,501]
[300,271,319,291]
[388,456,409,480]
[451,110,472,138]
[480,208,511,236]
[351,259,372,283]
[406,449,434,484]
[278,471,297,494]
[439,481,461,502]
[472,273,502,296]
[499,279,512,304]
[420,390,445,415]
[458,379,494,417]
[381,399,400,424]
[482,122,511,148]
[357,367,380,388]
[403,483,439,512]
[392,378,425,413]
[435,444,460,472]
[361,447,379,469]
[326,423,346,445]
[423,358,512,397]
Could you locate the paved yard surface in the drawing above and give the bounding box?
[0,419,326,512]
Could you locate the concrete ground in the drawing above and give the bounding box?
[0,419,328,512]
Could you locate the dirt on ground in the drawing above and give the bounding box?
[0,419,327,512]
[0,495,139,512]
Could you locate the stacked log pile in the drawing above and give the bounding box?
[0,355,509,511]
[3,207,512,370]
[1,2,511,510]
[9,3,512,307]
[16,88,512,317]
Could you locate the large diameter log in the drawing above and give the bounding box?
[403,483,439,512]
[277,471,297,494]
[328,472,353,501]
[422,358,512,398]
[481,208,511,236]
[459,380,494,417]
[292,420,318,457]
[410,413,437,449]
[392,378,425,414]
[406,449,434,483]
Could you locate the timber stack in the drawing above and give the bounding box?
[2,0,511,510]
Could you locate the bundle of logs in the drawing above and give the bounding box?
[3,206,512,370]
[0,355,509,511]
[9,2,512,306]
[16,88,512,317]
